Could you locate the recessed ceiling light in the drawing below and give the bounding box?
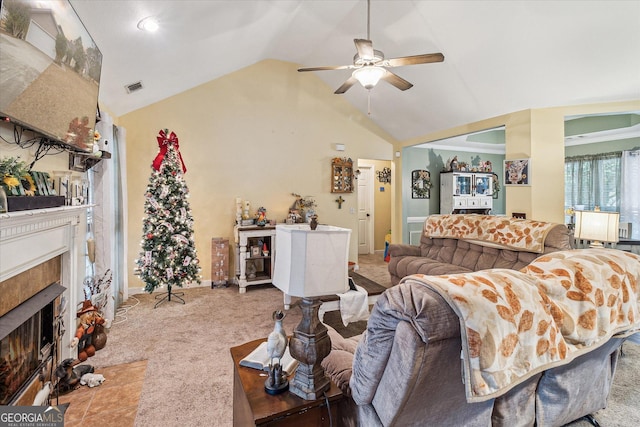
[137,16,159,32]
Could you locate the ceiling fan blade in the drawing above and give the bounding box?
[381,70,413,91]
[298,65,353,72]
[354,39,375,61]
[334,76,358,94]
[386,53,445,67]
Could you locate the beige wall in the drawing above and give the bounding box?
[392,100,640,243]
[119,60,395,289]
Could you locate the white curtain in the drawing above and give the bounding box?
[620,149,640,240]
[565,152,621,212]
[91,113,128,322]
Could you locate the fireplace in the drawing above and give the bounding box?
[0,282,62,405]
[0,206,88,405]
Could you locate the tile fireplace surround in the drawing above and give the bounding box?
[0,205,89,405]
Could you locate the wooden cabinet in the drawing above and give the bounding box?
[440,171,493,214]
[331,157,354,193]
[234,226,276,294]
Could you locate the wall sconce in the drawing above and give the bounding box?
[376,167,391,184]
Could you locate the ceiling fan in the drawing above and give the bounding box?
[297,0,444,94]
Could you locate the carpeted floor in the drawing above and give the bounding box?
[64,254,639,426]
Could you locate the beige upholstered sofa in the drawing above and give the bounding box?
[388,214,573,285]
[322,215,640,427]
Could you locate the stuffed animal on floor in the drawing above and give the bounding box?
[55,358,94,394]
[80,373,105,388]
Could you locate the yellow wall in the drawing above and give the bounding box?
[119,60,395,288]
[361,159,392,250]
[392,100,640,242]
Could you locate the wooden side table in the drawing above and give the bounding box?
[230,338,343,426]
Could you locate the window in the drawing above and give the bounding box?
[565,152,621,212]
[620,150,640,240]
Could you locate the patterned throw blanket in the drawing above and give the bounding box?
[402,248,640,402]
[424,214,558,253]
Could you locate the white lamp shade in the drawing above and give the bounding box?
[574,210,620,243]
[273,224,351,298]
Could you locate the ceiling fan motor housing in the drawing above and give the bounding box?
[354,49,384,66]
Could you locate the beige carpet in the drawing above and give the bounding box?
[79,255,639,426]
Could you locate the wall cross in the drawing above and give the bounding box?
[335,196,345,209]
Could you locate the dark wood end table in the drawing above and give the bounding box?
[231,338,344,426]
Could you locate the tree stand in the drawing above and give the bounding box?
[154,285,185,308]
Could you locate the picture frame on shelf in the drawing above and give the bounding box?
[504,158,530,186]
[250,246,261,257]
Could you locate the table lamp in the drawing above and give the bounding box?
[272,223,351,400]
[574,210,620,248]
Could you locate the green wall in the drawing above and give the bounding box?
[401,146,506,243]
[565,137,640,157]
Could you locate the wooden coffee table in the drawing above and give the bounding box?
[230,338,344,426]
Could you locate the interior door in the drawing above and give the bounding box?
[357,165,373,254]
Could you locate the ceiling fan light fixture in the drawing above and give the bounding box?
[353,66,385,90]
[137,16,159,32]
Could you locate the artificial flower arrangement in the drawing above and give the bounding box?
[0,156,29,195]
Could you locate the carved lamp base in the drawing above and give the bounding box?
[288,297,332,400]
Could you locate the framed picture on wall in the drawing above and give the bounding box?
[411,169,431,198]
[504,159,530,186]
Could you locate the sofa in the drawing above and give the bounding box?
[321,215,640,426]
[388,214,573,285]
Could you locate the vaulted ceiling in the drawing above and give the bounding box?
[70,0,640,142]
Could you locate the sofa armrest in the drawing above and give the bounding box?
[350,281,459,405]
[388,243,421,258]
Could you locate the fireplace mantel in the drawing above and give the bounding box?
[0,205,92,282]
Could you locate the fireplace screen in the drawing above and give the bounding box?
[0,302,53,405]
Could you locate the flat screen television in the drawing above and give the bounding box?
[0,0,102,153]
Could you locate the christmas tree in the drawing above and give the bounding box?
[135,129,200,301]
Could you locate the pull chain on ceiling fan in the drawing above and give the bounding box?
[298,0,445,94]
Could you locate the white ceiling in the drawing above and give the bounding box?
[69,0,640,142]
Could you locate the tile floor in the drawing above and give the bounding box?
[55,359,147,427]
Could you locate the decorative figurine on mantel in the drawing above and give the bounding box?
[265,310,289,395]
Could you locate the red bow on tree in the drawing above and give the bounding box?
[152,129,187,173]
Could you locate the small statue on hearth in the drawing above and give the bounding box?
[310,214,318,230]
[55,358,94,394]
